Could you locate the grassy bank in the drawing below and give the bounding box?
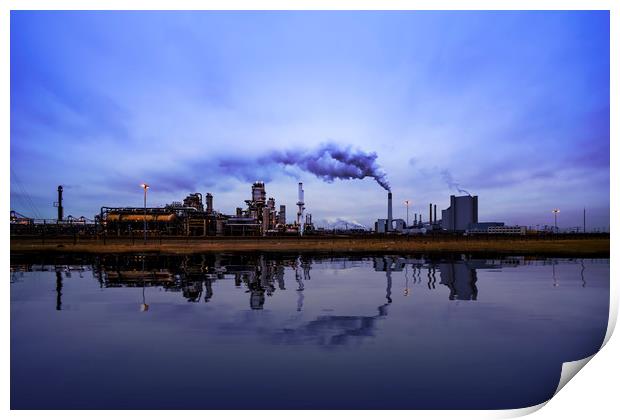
[10,236,610,257]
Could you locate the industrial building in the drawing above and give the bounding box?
[375,192,412,233]
[467,224,526,236]
[375,192,437,234]
[441,195,478,232]
[11,179,531,238]
[100,181,314,237]
[373,192,526,235]
[439,195,526,234]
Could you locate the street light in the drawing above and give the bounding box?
[404,200,410,227]
[140,183,150,244]
[552,208,560,233]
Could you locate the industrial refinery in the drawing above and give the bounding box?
[99,181,314,237]
[10,179,542,238]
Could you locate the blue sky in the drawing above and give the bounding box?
[10,11,610,229]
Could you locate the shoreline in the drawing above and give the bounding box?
[10,237,610,257]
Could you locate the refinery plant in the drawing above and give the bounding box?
[10,179,563,237]
[11,181,318,237]
[100,181,314,237]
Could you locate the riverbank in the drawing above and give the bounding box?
[10,236,610,257]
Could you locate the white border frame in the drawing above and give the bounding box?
[2,2,616,419]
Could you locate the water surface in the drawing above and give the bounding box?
[10,253,609,409]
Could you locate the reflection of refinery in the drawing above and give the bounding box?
[10,255,603,351]
[9,254,593,312]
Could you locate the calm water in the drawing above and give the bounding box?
[10,253,609,410]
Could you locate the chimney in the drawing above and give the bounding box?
[429,203,432,226]
[206,193,213,214]
[434,204,437,224]
[57,185,64,221]
[296,182,305,227]
[387,192,393,231]
[414,213,417,226]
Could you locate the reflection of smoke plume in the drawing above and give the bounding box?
[267,143,391,191]
[441,170,471,196]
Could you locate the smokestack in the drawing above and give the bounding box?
[296,183,305,223]
[206,193,213,214]
[57,185,63,221]
[429,203,432,226]
[387,192,393,232]
[414,213,417,226]
[434,204,437,224]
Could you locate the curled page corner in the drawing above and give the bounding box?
[602,297,618,348]
[503,401,548,418]
[554,354,596,397]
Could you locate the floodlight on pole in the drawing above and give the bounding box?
[404,200,410,227]
[552,208,560,233]
[141,183,150,244]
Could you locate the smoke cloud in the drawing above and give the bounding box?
[441,169,471,196]
[266,143,391,191]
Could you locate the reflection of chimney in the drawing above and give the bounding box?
[387,192,393,231]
